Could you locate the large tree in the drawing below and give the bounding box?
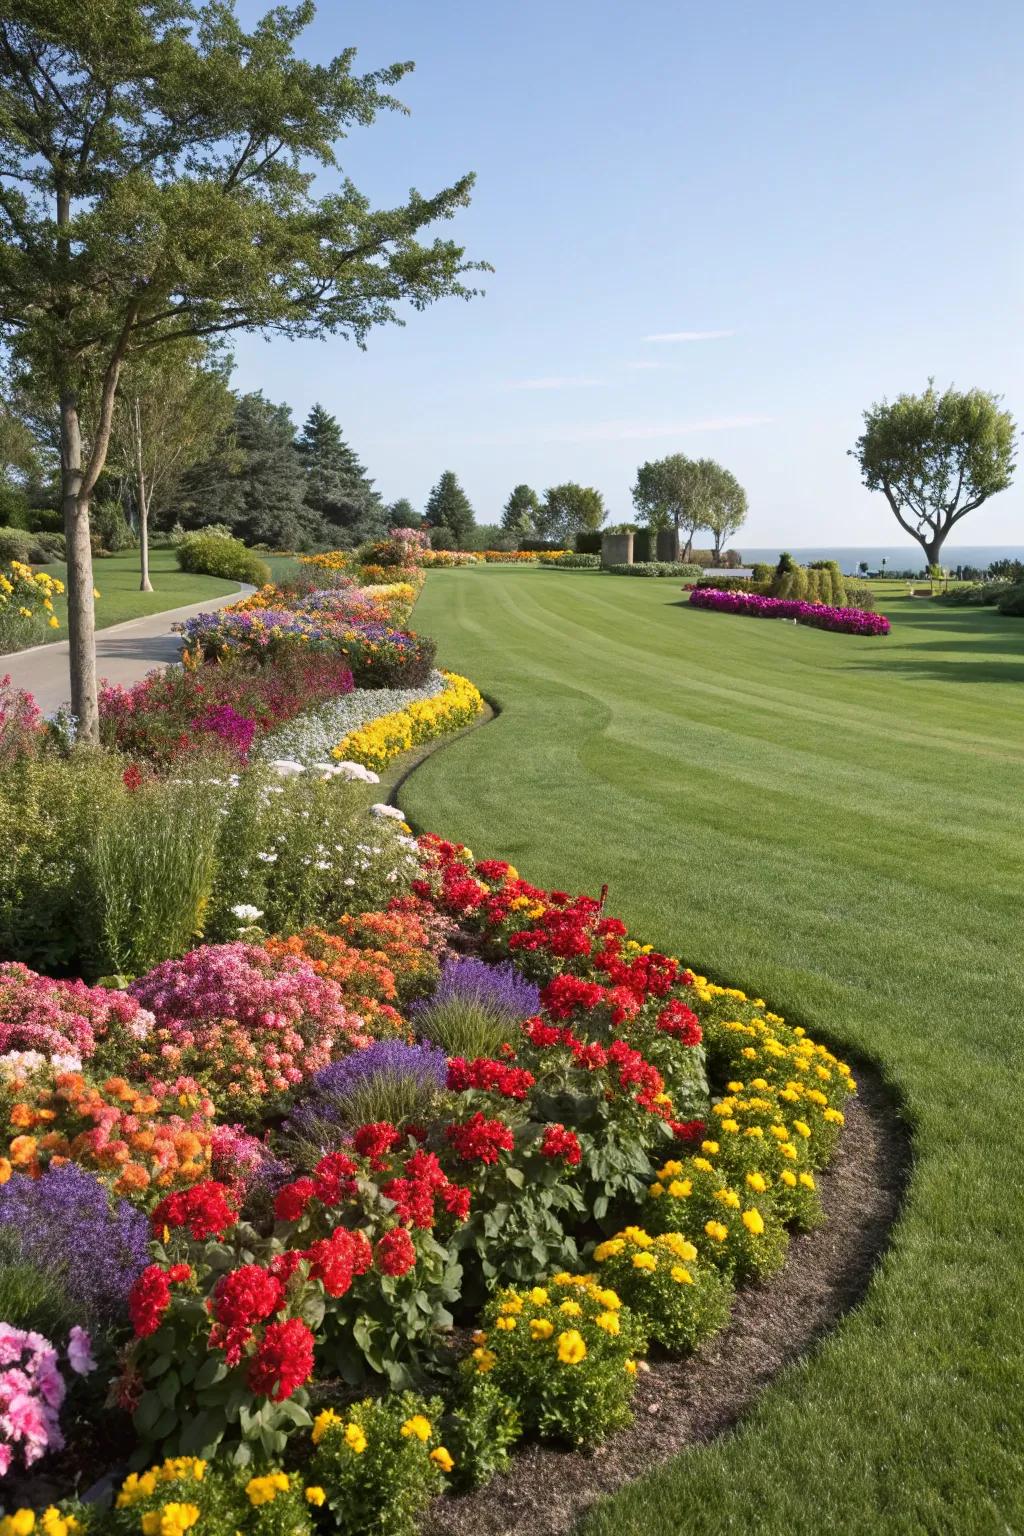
[297,402,385,546]
[110,340,234,589]
[851,382,1016,567]
[631,454,720,559]
[424,470,475,548]
[387,496,421,529]
[501,482,540,537]
[0,3,483,739]
[704,466,748,562]
[536,482,605,544]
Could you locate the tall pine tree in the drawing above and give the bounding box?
[424,470,476,548]
[297,404,386,546]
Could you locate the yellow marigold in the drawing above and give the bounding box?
[671,1266,694,1285]
[700,1141,719,1155]
[246,1472,290,1506]
[556,1329,587,1365]
[311,1408,341,1445]
[401,1415,432,1443]
[140,1505,200,1535]
[668,1178,692,1199]
[632,1251,657,1271]
[742,1208,765,1235]
[345,1423,368,1455]
[559,1299,582,1316]
[595,1310,620,1335]
[528,1286,550,1305]
[624,1358,638,1376]
[431,1447,455,1473]
[799,1172,816,1190]
[473,1347,497,1373]
[305,1487,326,1507]
[495,1315,517,1331]
[530,1317,554,1341]
[705,1220,728,1243]
[746,1172,768,1193]
[780,1169,798,1187]
[593,1238,625,1262]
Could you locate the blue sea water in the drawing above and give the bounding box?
[739,545,1024,575]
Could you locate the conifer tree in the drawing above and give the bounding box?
[424,470,476,548]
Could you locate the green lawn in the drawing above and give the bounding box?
[401,565,1024,1535]
[31,547,238,642]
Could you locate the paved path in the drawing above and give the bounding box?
[0,587,247,714]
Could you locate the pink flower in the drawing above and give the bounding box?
[67,1327,96,1376]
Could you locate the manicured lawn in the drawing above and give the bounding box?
[402,565,1024,1534]
[30,547,238,642]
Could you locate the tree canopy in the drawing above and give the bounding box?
[297,403,385,546]
[850,382,1016,566]
[0,0,485,735]
[536,482,605,544]
[501,483,540,536]
[632,454,720,558]
[424,470,475,547]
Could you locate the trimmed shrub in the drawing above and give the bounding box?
[752,562,774,582]
[0,525,34,563]
[843,580,877,611]
[996,582,1024,617]
[607,562,702,578]
[519,538,565,552]
[574,531,603,555]
[176,532,271,585]
[936,583,1011,607]
[540,552,600,569]
[694,576,757,594]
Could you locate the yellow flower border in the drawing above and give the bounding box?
[330,670,484,773]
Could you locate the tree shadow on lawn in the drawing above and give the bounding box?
[847,655,1024,684]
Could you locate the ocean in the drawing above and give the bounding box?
[738,545,1024,575]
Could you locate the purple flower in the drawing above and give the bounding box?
[410,958,541,1026]
[66,1327,96,1377]
[311,1039,449,1099]
[687,587,890,636]
[0,1165,150,1326]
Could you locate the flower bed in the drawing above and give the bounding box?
[688,586,891,635]
[259,672,449,769]
[0,820,855,1530]
[329,672,484,773]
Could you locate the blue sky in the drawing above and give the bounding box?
[232,0,1024,546]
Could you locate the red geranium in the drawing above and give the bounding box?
[246,1317,315,1401]
[445,1111,515,1166]
[539,1123,582,1166]
[305,1226,372,1297]
[375,1226,416,1277]
[151,1180,237,1241]
[352,1121,402,1167]
[274,1177,317,1222]
[656,1000,703,1045]
[209,1264,285,1364]
[128,1263,190,1338]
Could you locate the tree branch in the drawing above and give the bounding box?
[80,298,140,499]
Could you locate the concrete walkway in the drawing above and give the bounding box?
[0,587,247,715]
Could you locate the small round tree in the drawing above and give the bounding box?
[850,382,1017,567]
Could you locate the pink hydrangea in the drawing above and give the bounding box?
[0,963,154,1064]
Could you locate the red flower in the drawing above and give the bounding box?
[444,1111,515,1166]
[246,1318,315,1402]
[375,1226,416,1277]
[274,1177,317,1222]
[540,975,606,1019]
[353,1121,402,1167]
[439,1181,471,1221]
[523,1017,562,1048]
[128,1263,189,1338]
[210,1265,285,1365]
[539,1123,582,1166]
[447,1056,536,1101]
[122,763,144,792]
[305,1226,372,1297]
[312,1151,358,1204]
[151,1180,237,1241]
[656,1000,703,1045]
[670,1118,707,1143]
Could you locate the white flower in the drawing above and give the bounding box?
[231,904,264,922]
[257,852,278,864]
[268,759,306,777]
[370,803,405,821]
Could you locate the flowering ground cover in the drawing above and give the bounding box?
[687,585,891,634]
[400,563,1024,1536]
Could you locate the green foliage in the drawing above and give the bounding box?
[308,1393,449,1536]
[501,483,541,536]
[934,582,1011,607]
[590,1231,734,1354]
[752,562,774,582]
[472,1280,644,1447]
[606,562,701,578]
[388,498,422,529]
[0,1229,80,1338]
[425,471,476,548]
[537,482,606,544]
[851,381,1017,562]
[176,532,272,586]
[414,997,516,1059]
[642,1163,789,1282]
[541,552,601,568]
[91,498,137,554]
[632,455,743,557]
[298,403,386,546]
[0,525,35,562]
[438,1374,521,1491]
[996,582,1024,617]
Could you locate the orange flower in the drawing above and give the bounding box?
[9,1135,38,1166]
[0,1157,11,1184]
[114,1163,151,1194]
[9,1103,36,1129]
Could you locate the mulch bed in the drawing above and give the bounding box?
[423,1064,911,1536]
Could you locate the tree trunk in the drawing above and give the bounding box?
[60,393,99,742]
[135,401,153,591]
[921,532,946,570]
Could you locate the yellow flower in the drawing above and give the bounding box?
[742,1208,765,1235]
[624,1359,638,1375]
[691,1157,714,1173]
[593,1238,625,1262]
[648,1180,664,1197]
[140,1505,200,1536]
[41,1513,80,1536]
[668,1178,692,1199]
[345,1422,368,1455]
[559,1299,582,1316]
[312,1408,342,1445]
[499,1294,523,1315]
[700,1141,719,1155]
[595,1287,621,1309]
[1,1514,37,1536]
[780,1169,798,1187]
[632,1251,657,1271]
[793,1119,812,1138]
[246,1472,290,1506]
[556,1329,587,1364]
[658,1159,683,1178]
[799,1172,816,1190]
[48,615,59,628]
[305,1487,326,1506]
[714,1188,740,1209]
[530,1317,555,1340]
[704,1220,728,1243]
[595,1310,620,1335]
[401,1415,432,1443]
[746,1172,768,1193]
[431,1447,455,1473]
[529,1286,550,1306]
[473,1346,497,1373]
[495,1314,517,1331]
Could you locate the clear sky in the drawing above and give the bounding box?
[231,0,1024,545]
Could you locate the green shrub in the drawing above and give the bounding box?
[642,1159,789,1282]
[843,579,876,611]
[590,1229,733,1354]
[471,1278,644,1446]
[176,531,271,585]
[541,552,600,568]
[574,531,603,555]
[91,498,136,554]
[0,525,34,562]
[752,562,774,582]
[309,1393,450,1536]
[438,1374,521,1491]
[606,561,701,578]
[694,576,756,593]
[936,583,1011,607]
[997,582,1024,616]
[413,996,515,1059]
[33,530,66,561]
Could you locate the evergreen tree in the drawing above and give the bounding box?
[424,470,476,548]
[181,392,328,550]
[388,497,422,529]
[501,483,540,536]
[297,404,386,546]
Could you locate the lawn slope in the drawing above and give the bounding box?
[402,566,1024,1536]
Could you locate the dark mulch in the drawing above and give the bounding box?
[422,1064,911,1536]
